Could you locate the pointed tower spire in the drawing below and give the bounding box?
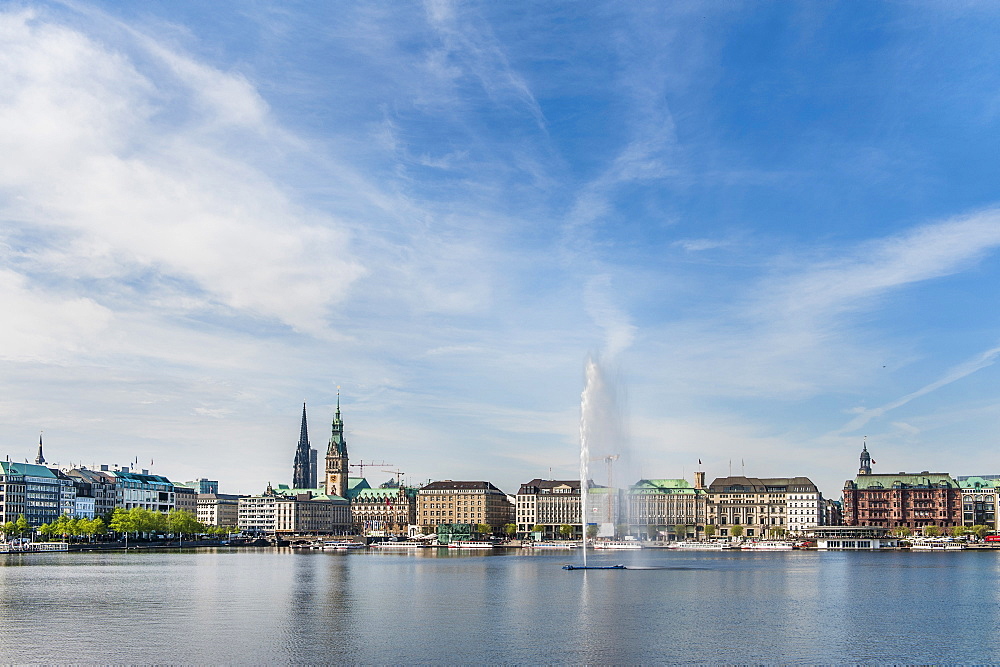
[292,402,312,488]
[325,387,350,498]
[35,431,45,465]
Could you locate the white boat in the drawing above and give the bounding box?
[593,540,643,550]
[670,541,731,551]
[741,541,795,551]
[525,542,579,549]
[322,540,366,550]
[370,541,427,549]
[910,540,966,551]
[447,540,495,549]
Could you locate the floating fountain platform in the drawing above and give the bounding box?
[562,564,626,570]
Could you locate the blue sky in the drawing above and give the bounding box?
[3,1,1000,499]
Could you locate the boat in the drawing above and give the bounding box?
[593,540,642,550]
[910,540,966,551]
[562,564,626,570]
[525,542,580,549]
[446,540,495,549]
[669,541,732,551]
[321,540,366,550]
[370,541,427,549]
[741,541,795,551]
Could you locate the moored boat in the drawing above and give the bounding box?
[447,540,495,549]
[525,541,580,549]
[669,540,732,551]
[593,540,643,550]
[322,540,366,550]
[740,541,795,551]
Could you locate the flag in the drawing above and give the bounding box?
[698,459,702,465]
[872,459,876,465]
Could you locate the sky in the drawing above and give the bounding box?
[3,1,1000,500]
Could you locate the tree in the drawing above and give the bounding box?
[770,526,787,539]
[703,524,717,539]
[674,524,688,541]
[475,523,491,536]
[950,525,967,538]
[923,525,942,537]
[503,523,517,538]
[167,509,204,543]
[37,522,55,541]
[970,524,990,540]
[15,514,30,539]
[531,524,545,537]
[420,525,434,535]
[2,520,15,539]
[559,524,573,539]
[729,524,745,539]
[586,525,599,539]
[892,526,912,538]
[646,525,659,541]
[110,507,139,546]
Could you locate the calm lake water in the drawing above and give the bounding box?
[2,547,999,664]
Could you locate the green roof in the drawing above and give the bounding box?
[631,479,698,495]
[1,461,56,478]
[852,473,957,489]
[959,477,998,490]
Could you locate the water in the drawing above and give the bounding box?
[3,548,1000,664]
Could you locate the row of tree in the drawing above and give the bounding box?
[11,508,236,543]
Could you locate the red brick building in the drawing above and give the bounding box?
[842,445,962,530]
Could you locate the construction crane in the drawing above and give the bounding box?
[590,454,620,489]
[590,454,620,525]
[349,459,394,479]
[380,469,406,488]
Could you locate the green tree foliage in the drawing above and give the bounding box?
[531,524,545,534]
[586,525,599,539]
[729,524,745,538]
[503,523,516,537]
[892,526,912,537]
[769,526,787,539]
[167,509,204,539]
[950,525,967,538]
[703,524,717,538]
[558,524,573,539]
[969,524,990,540]
[674,524,688,541]
[923,525,942,537]
[474,523,490,535]
[14,514,30,538]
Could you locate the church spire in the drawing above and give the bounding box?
[292,402,312,488]
[35,431,45,465]
[859,438,872,476]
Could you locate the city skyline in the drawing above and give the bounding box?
[3,3,1000,498]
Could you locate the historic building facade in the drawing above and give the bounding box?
[516,479,581,538]
[957,477,998,529]
[842,443,963,530]
[626,476,708,540]
[350,483,418,537]
[325,395,350,499]
[706,475,821,538]
[417,480,514,533]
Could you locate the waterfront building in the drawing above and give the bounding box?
[0,462,60,527]
[292,403,312,490]
[65,468,117,518]
[706,475,821,538]
[196,493,241,527]
[54,469,77,517]
[417,481,514,533]
[516,479,582,539]
[238,484,351,535]
[324,394,350,499]
[811,526,899,550]
[74,495,97,519]
[173,484,198,515]
[957,477,998,530]
[842,471,962,530]
[350,482,418,537]
[113,468,175,512]
[625,476,708,540]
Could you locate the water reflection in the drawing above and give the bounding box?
[3,549,1000,663]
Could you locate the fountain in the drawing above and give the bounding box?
[564,356,629,571]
